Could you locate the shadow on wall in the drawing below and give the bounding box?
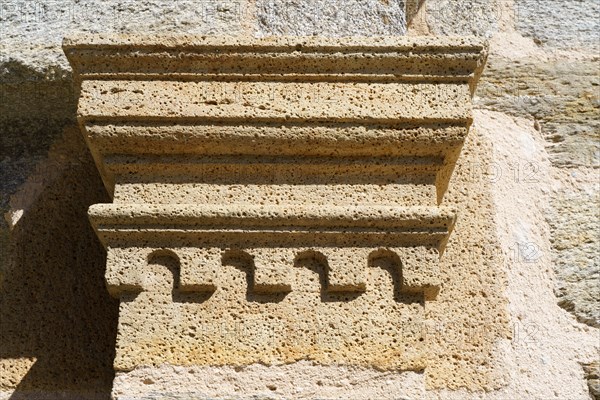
[0,61,119,399]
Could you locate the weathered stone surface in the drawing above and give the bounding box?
[0,0,254,243]
[548,169,600,328]
[65,35,515,393]
[0,45,117,400]
[108,109,599,400]
[584,361,600,400]
[473,36,599,353]
[0,61,76,267]
[256,0,411,36]
[2,0,599,398]
[110,363,428,400]
[0,0,253,71]
[476,57,600,167]
[515,0,600,50]
[475,108,598,400]
[451,1,600,393]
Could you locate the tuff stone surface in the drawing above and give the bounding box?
[109,110,599,400]
[65,34,508,389]
[1,17,256,399]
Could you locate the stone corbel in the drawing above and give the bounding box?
[65,35,486,369]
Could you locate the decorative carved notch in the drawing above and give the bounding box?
[65,35,486,371]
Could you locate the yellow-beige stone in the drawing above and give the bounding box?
[64,35,499,383]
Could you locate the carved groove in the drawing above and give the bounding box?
[106,246,439,299]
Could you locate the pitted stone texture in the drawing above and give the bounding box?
[398,246,440,299]
[79,80,472,123]
[84,123,469,158]
[2,0,599,398]
[321,247,369,292]
[105,247,146,296]
[424,121,511,390]
[65,35,486,206]
[106,115,513,394]
[256,0,409,36]
[115,254,427,370]
[515,0,600,51]
[108,110,599,400]
[114,181,439,208]
[178,248,221,292]
[66,35,505,389]
[94,130,514,389]
[250,248,294,293]
[62,35,487,78]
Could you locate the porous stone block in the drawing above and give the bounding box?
[248,247,294,293]
[65,35,487,382]
[395,246,441,299]
[178,248,221,292]
[320,247,369,292]
[105,247,145,296]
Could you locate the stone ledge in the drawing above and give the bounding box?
[64,35,487,83]
[89,204,455,231]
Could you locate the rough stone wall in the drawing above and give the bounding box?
[256,0,410,35]
[425,0,600,330]
[421,0,599,397]
[1,0,598,399]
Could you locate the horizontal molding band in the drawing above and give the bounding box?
[102,156,443,184]
[81,115,472,126]
[63,35,487,52]
[78,80,472,123]
[103,154,444,166]
[72,74,476,83]
[85,120,469,130]
[89,204,456,232]
[64,35,487,83]
[84,122,467,157]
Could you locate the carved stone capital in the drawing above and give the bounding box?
[65,35,487,371]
